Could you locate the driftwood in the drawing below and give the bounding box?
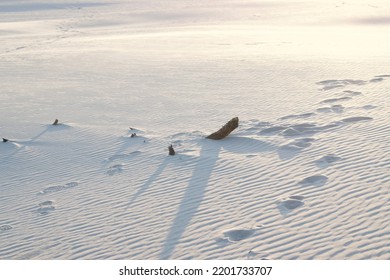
[2,138,8,143]
[168,145,175,156]
[52,119,59,125]
[206,117,239,140]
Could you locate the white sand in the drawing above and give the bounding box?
[0,0,389,259]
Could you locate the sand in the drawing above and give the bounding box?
[0,0,389,260]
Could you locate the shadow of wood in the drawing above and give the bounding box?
[125,156,170,210]
[160,139,220,259]
[159,135,278,258]
[103,133,146,167]
[0,124,68,163]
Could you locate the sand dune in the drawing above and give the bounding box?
[0,0,389,260]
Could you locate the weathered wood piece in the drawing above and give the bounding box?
[206,117,239,140]
[168,145,175,155]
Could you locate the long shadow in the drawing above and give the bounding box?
[159,139,221,259]
[0,124,61,163]
[277,138,316,161]
[159,136,277,258]
[103,134,146,167]
[125,156,170,209]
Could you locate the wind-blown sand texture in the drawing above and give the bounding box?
[0,0,389,260]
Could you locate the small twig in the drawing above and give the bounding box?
[168,145,175,156]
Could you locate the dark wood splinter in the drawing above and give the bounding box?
[206,117,239,140]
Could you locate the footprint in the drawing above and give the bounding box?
[39,185,65,194]
[246,154,257,158]
[279,195,305,211]
[240,120,271,134]
[0,225,13,232]
[340,116,373,123]
[281,138,315,150]
[262,122,335,138]
[39,200,54,206]
[315,155,342,168]
[288,195,305,200]
[343,90,362,96]
[369,77,383,83]
[347,79,365,85]
[281,123,320,137]
[38,200,55,215]
[247,249,272,260]
[280,199,304,210]
[259,126,288,134]
[38,181,79,195]
[298,175,328,186]
[260,123,330,137]
[252,121,272,129]
[65,182,78,187]
[316,80,345,91]
[318,76,386,90]
[317,104,345,113]
[253,121,272,128]
[320,97,352,104]
[277,195,305,215]
[360,105,377,110]
[107,151,141,162]
[279,112,316,120]
[222,228,257,242]
[107,163,124,176]
[317,79,366,91]
[278,138,315,160]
